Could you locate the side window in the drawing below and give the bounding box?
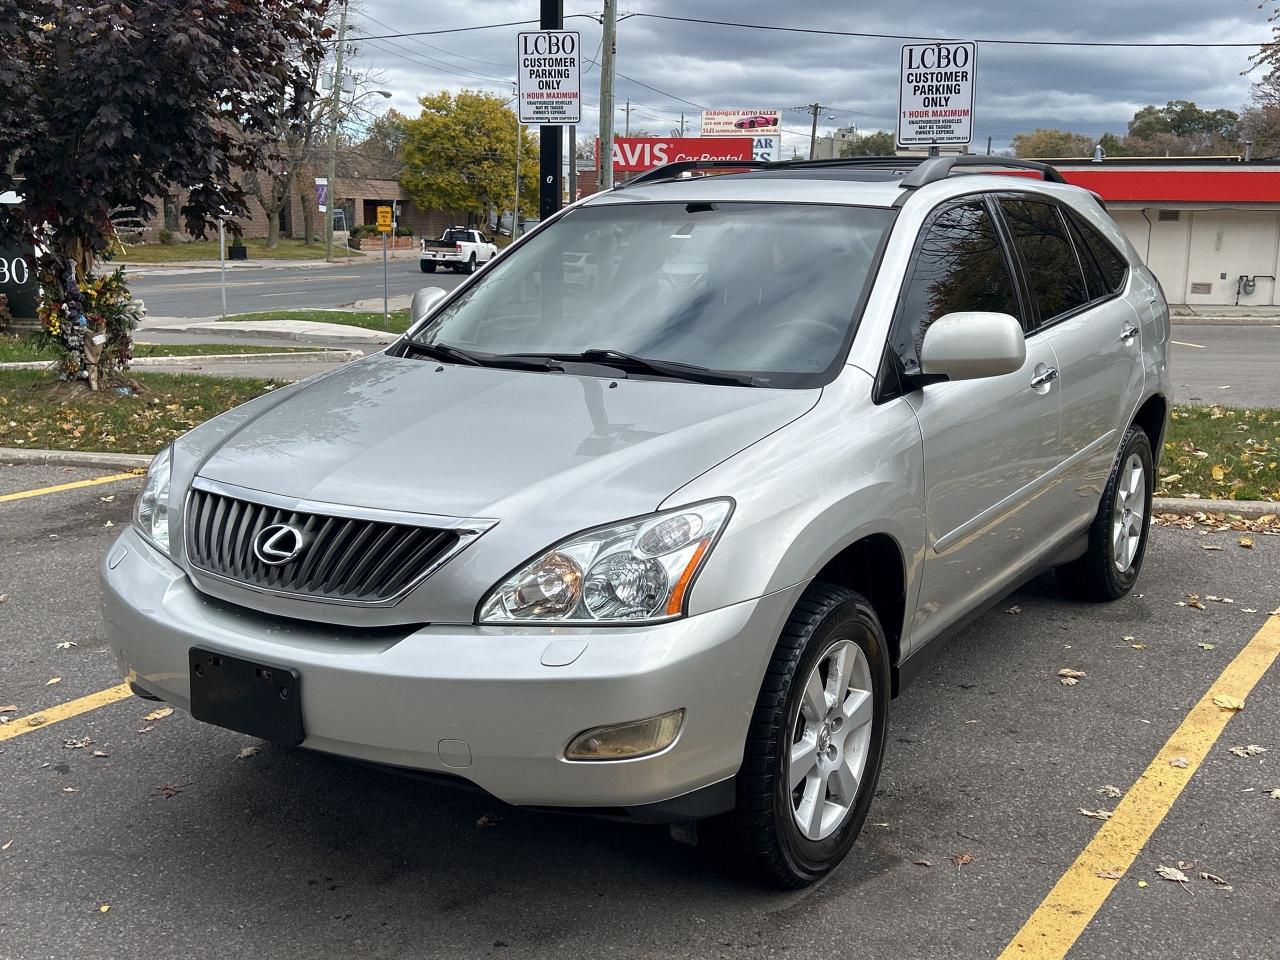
[998,198,1090,323]
[1064,215,1109,300]
[1068,212,1129,294]
[892,200,1020,371]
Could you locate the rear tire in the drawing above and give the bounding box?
[1057,425,1153,601]
[420,261,436,273]
[725,582,890,888]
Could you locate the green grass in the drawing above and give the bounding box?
[223,309,411,333]
[113,238,363,263]
[1161,405,1280,502]
[0,335,319,364]
[0,370,279,455]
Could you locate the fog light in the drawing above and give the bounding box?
[564,709,685,761]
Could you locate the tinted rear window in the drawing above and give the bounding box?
[1069,212,1129,294]
[999,198,1090,323]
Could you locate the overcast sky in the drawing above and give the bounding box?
[345,0,1273,151]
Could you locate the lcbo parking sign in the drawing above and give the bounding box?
[517,30,581,125]
[897,41,976,147]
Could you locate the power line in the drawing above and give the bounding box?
[356,12,514,71]
[355,33,514,86]
[618,12,1270,49]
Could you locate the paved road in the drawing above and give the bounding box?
[1170,323,1280,408]
[127,258,466,318]
[2,462,1278,959]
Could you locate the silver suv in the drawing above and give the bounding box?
[103,156,1169,886]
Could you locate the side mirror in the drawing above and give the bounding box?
[919,312,1026,381]
[410,286,448,326]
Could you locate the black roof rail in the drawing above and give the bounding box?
[899,155,1067,188]
[623,159,771,187]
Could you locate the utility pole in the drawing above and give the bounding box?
[624,99,631,136]
[323,0,349,262]
[598,0,616,190]
[679,112,685,136]
[986,135,992,156]
[538,0,563,221]
[805,102,823,160]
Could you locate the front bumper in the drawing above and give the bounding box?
[101,527,801,812]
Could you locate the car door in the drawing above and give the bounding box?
[890,196,1064,647]
[996,196,1145,533]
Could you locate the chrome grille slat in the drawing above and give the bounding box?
[184,488,461,604]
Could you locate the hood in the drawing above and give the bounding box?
[196,353,818,523]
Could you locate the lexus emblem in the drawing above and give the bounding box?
[253,524,306,566]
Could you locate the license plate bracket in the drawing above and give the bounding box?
[189,647,303,745]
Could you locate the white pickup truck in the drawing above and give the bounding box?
[419,227,499,274]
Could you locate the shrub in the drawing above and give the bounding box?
[158,227,174,245]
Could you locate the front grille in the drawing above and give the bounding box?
[184,487,461,604]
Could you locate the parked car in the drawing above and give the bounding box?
[734,114,777,129]
[419,227,498,274]
[103,156,1169,887]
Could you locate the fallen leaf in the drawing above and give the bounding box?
[1079,808,1113,821]
[1096,869,1124,880]
[62,786,78,793]
[1005,605,1022,614]
[1197,642,1216,650]
[0,594,7,603]
[1122,635,1135,643]
[1269,788,1280,800]
[1199,871,1229,886]
[1213,694,1245,712]
[62,737,92,750]
[0,704,16,713]
[235,746,259,760]
[104,520,115,528]
[1185,594,1206,610]
[1162,473,1183,484]
[27,715,46,727]
[1239,536,1254,549]
[475,814,500,828]
[98,904,110,913]
[1097,785,1124,798]
[1169,756,1190,768]
[1211,464,1226,481]
[1137,880,1149,888]
[1201,544,1224,551]
[950,853,974,869]
[1,839,11,851]
[155,784,184,799]
[1204,595,1234,604]
[1156,865,1189,884]
[1227,744,1267,757]
[55,641,77,650]
[1058,668,1087,678]
[1244,608,1257,613]
[143,707,174,722]
[92,750,108,758]
[913,859,932,867]
[99,495,115,502]
[1060,677,1080,686]
[136,725,154,734]
[46,677,61,685]
[1130,643,1148,650]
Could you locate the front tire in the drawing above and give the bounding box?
[464,254,477,275]
[420,261,436,273]
[1057,425,1154,601]
[729,582,890,888]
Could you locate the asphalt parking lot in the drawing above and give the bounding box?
[2,463,1278,960]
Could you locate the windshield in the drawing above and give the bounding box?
[410,202,893,387]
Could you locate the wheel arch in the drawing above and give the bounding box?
[810,532,908,694]
[1132,393,1168,466]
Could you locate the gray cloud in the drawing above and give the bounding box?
[347,0,1271,149]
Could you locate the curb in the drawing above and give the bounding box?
[1153,496,1277,518]
[0,447,152,470]
[140,319,396,346]
[0,350,361,372]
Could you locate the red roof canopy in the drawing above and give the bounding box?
[1051,165,1280,204]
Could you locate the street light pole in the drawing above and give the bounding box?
[323,0,349,263]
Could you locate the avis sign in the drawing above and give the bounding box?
[517,30,580,124]
[897,41,976,147]
[608,137,754,173]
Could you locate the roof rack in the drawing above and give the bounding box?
[618,154,1067,191]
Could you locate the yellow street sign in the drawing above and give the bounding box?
[376,205,393,232]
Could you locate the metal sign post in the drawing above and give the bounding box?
[218,218,227,320]
[376,204,393,329]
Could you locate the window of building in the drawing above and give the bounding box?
[891,200,1021,371]
[998,198,1090,323]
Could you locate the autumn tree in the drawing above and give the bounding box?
[0,0,331,386]
[401,91,538,227]
[1010,129,1096,158]
[839,130,897,157]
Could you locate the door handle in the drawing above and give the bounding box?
[1120,325,1140,342]
[1030,367,1059,388]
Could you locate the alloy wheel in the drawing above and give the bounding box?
[1111,452,1146,572]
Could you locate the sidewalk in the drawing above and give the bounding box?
[1170,304,1280,324]
[122,248,418,277]
[140,315,399,346]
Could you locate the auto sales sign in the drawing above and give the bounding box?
[517,30,581,124]
[897,41,976,147]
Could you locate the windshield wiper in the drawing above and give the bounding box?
[400,340,554,371]
[509,348,759,386]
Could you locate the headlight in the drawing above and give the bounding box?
[479,499,732,624]
[134,446,172,555]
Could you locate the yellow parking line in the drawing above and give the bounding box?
[0,683,133,743]
[998,613,1280,959]
[0,471,144,504]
